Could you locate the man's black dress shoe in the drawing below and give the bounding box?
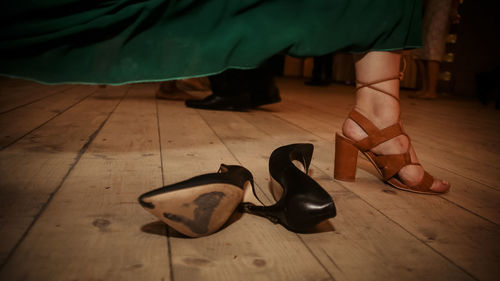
[185,66,282,110]
[185,92,252,110]
[250,85,281,107]
[185,89,281,110]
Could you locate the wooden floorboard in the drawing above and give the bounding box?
[0,85,98,149]
[0,78,72,114]
[0,84,171,281]
[237,109,497,280]
[0,85,127,265]
[204,109,473,281]
[264,79,500,281]
[0,78,498,281]
[157,101,332,281]
[276,83,500,189]
[266,86,500,226]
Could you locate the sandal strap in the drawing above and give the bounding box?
[348,110,380,135]
[355,58,406,102]
[349,110,406,151]
[350,68,438,192]
[371,152,412,180]
[371,152,435,192]
[356,123,405,151]
[356,75,401,103]
[411,171,435,192]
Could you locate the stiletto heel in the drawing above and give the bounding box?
[241,143,336,232]
[138,164,253,237]
[334,133,358,181]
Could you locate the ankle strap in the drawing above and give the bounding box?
[356,75,401,102]
[355,57,406,102]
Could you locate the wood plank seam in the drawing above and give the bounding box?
[280,90,500,189]
[0,88,98,151]
[439,196,500,227]
[303,157,481,281]
[194,109,342,280]
[265,97,500,224]
[267,102,335,142]
[333,182,480,281]
[232,104,493,280]
[269,100,500,227]
[154,97,175,281]
[194,109,274,204]
[292,141,487,281]
[206,108,467,280]
[0,86,74,115]
[426,163,500,192]
[296,235,337,281]
[408,139,500,192]
[320,248,343,275]
[0,86,130,271]
[166,228,175,281]
[164,105,331,280]
[255,113,471,278]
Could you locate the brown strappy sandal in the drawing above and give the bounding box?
[334,74,450,194]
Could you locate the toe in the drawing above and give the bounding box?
[430,179,451,193]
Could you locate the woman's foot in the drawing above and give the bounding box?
[337,51,451,193]
[342,51,450,193]
[341,115,450,193]
[156,81,195,100]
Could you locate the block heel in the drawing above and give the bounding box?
[332,74,450,194]
[334,133,358,182]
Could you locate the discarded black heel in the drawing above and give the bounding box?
[139,164,253,237]
[240,143,336,232]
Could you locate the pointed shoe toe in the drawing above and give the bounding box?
[241,143,336,232]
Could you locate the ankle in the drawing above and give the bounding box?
[355,97,400,130]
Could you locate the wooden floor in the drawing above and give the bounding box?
[0,77,499,281]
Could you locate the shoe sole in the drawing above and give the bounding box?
[140,183,246,237]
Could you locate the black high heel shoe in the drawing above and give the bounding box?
[138,164,253,237]
[240,143,336,232]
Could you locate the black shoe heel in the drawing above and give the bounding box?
[241,143,336,232]
[139,164,253,237]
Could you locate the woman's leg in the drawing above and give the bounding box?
[341,51,450,192]
[424,60,440,98]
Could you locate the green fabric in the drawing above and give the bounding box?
[0,0,422,85]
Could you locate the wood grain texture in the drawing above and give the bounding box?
[0,84,170,281]
[156,100,332,281]
[276,81,500,189]
[0,78,72,114]
[263,79,500,281]
[267,81,500,225]
[0,85,127,265]
[0,78,498,281]
[0,85,98,149]
[205,109,474,281]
